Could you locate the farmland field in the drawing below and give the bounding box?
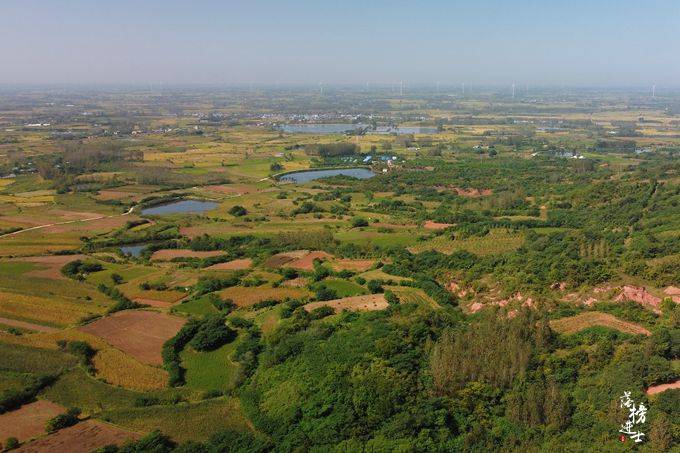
[0,83,678,451]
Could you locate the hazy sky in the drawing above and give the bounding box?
[2,0,679,86]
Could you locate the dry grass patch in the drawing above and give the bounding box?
[330,259,375,272]
[304,294,388,313]
[218,286,310,308]
[550,312,651,336]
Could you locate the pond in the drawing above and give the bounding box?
[120,244,148,257]
[279,168,375,183]
[141,199,218,216]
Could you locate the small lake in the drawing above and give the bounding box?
[120,244,147,257]
[279,168,375,183]
[141,200,218,216]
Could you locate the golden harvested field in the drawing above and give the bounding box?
[0,290,104,328]
[549,312,651,336]
[218,286,310,307]
[92,348,168,391]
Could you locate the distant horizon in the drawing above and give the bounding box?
[3,0,679,86]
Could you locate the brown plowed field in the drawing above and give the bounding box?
[16,420,141,453]
[0,400,65,442]
[79,310,185,365]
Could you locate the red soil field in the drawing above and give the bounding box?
[205,258,253,270]
[79,310,185,365]
[16,420,141,453]
[0,400,65,442]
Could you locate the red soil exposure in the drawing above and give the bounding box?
[205,258,253,270]
[286,251,333,270]
[0,400,65,442]
[79,310,185,365]
[664,286,680,303]
[469,302,485,313]
[646,379,680,395]
[447,281,471,298]
[615,286,663,313]
[451,187,493,197]
[423,220,454,230]
[150,249,225,261]
[15,420,141,453]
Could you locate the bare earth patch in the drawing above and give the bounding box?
[0,400,65,443]
[150,249,225,261]
[286,251,333,270]
[615,285,663,313]
[79,310,185,365]
[206,258,253,270]
[646,379,680,395]
[304,294,388,313]
[264,250,311,268]
[16,420,141,453]
[423,220,454,230]
[451,187,493,197]
[550,312,651,336]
